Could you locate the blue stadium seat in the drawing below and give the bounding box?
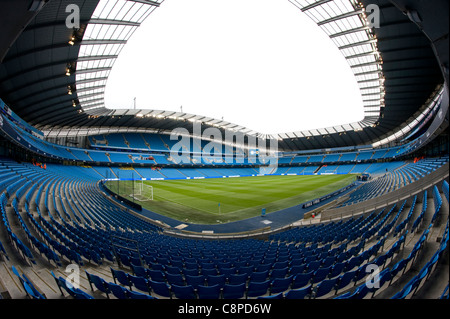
[258,292,284,299]
[23,281,45,299]
[128,290,157,299]
[335,269,358,292]
[149,279,172,298]
[285,284,313,299]
[312,266,332,284]
[222,283,246,299]
[185,274,206,290]
[171,284,196,299]
[129,275,152,294]
[148,269,166,282]
[249,270,269,283]
[166,273,185,286]
[108,282,129,299]
[270,275,293,294]
[270,267,289,280]
[228,273,248,285]
[197,284,222,299]
[206,274,227,288]
[246,280,270,298]
[292,271,314,289]
[110,267,132,290]
[314,277,338,298]
[85,271,110,298]
[12,266,45,299]
[132,264,150,279]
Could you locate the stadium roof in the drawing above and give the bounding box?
[0,0,447,151]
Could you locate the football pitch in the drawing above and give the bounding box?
[107,174,356,224]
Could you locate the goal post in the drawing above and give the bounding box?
[132,179,153,201]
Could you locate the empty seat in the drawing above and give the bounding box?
[270,275,294,294]
[149,280,172,298]
[246,280,270,298]
[108,282,129,299]
[128,290,157,299]
[228,273,248,285]
[314,277,338,298]
[185,274,206,289]
[129,275,151,294]
[110,267,132,290]
[292,271,314,289]
[336,269,358,292]
[85,271,110,298]
[285,284,313,299]
[223,283,246,299]
[166,273,185,286]
[249,270,269,283]
[197,284,221,299]
[171,284,196,299]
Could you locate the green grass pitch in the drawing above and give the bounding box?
[108,174,356,224]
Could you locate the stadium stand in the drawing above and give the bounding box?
[0,0,447,306]
[0,154,448,300]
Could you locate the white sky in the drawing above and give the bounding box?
[105,0,364,135]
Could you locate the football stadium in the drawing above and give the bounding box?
[0,0,448,310]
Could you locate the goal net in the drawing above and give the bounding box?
[131,180,153,201]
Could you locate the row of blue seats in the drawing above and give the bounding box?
[341,158,448,207]
[443,180,449,203]
[282,146,408,165]
[0,162,137,268]
[105,205,412,296]
[92,240,386,300]
[0,237,8,261]
[1,110,424,167]
[270,202,400,245]
[394,195,417,236]
[90,133,411,168]
[270,214,369,243]
[114,244,367,286]
[11,266,45,299]
[336,187,449,299]
[85,227,407,300]
[0,193,36,266]
[53,269,156,300]
[391,221,448,299]
[12,168,106,267]
[411,191,428,232]
[89,133,175,152]
[11,198,62,266]
[432,185,443,223]
[54,178,444,297]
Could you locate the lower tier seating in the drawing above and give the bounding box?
[0,158,448,300]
